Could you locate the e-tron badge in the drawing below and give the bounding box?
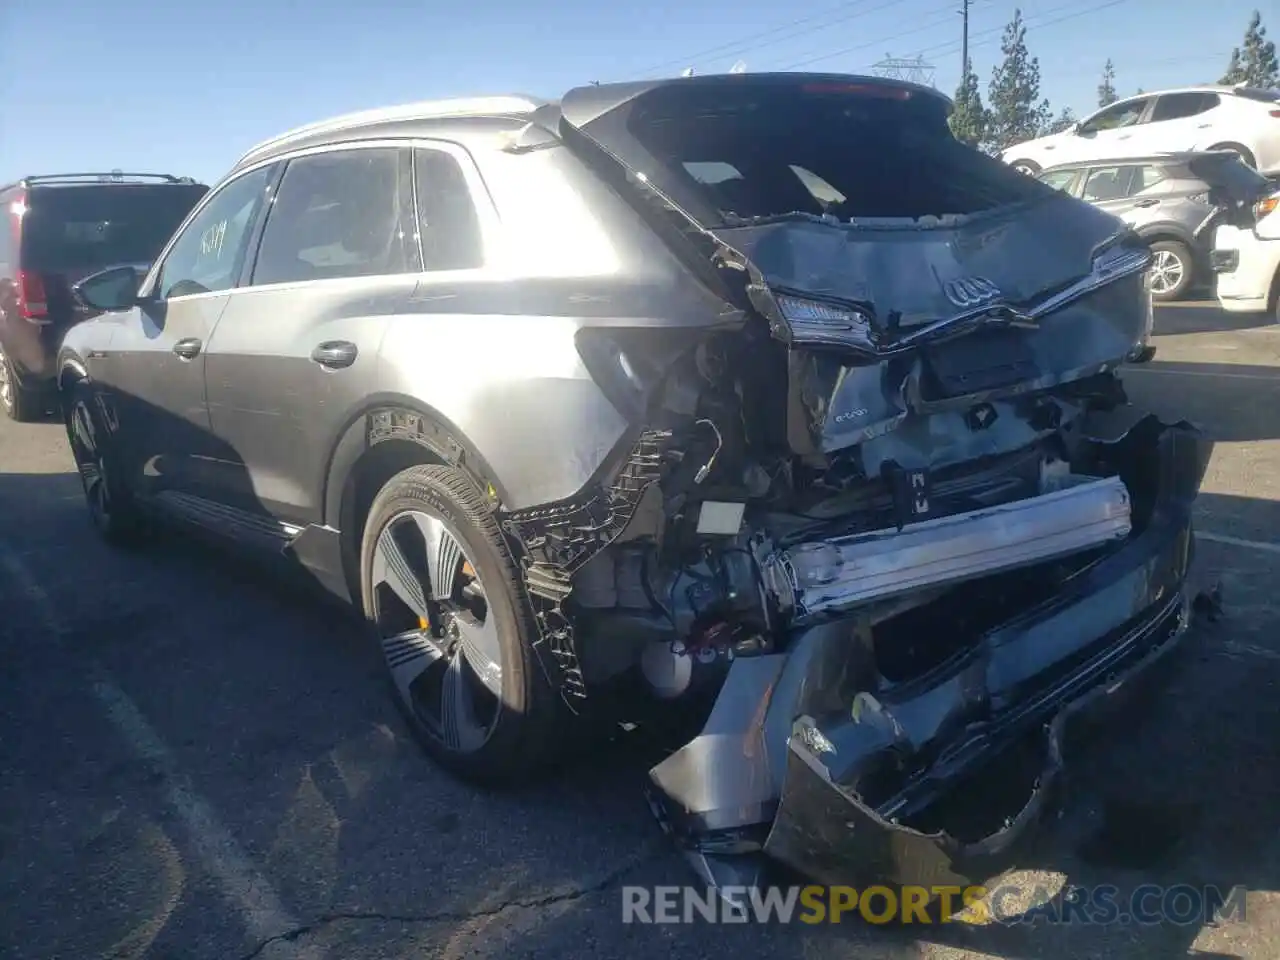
[942,276,1002,308]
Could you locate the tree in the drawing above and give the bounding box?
[1220,11,1279,87]
[1043,107,1077,136]
[949,67,989,147]
[987,9,1053,151]
[1098,59,1117,107]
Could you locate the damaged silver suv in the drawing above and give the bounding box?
[59,74,1272,893]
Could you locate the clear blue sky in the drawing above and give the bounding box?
[0,0,1266,186]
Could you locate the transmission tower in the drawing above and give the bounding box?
[869,54,936,87]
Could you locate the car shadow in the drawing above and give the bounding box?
[1154,300,1274,336]
[1121,358,1280,442]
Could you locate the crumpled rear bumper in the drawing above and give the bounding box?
[647,413,1210,892]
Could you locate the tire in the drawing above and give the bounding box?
[0,347,40,423]
[1010,159,1041,176]
[360,464,567,786]
[1207,142,1257,170]
[63,380,146,545]
[1147,240,1194,303]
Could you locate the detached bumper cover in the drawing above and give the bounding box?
[648,415,1210,890]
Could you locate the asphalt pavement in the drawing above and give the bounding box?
[2,300,1279,960]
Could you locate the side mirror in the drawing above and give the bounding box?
[1071,122,1083,135]
[74,265,141,312]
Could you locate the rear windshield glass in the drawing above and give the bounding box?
[20,184,208,271]
[625,82,1055,223]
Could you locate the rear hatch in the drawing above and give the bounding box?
[1181,151,1275,233]
[558,75,1158,454]
[19,182,208,327]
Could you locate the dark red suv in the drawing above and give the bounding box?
[0,172,207,420]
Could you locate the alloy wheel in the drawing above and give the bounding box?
[68,398,113,529]
[1148,249,1185,296]
[371,510,504,754]
[0,348,12,414]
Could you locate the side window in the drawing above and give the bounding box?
[1079,98,1149,135]
[1150,92,1215,123]
[154,167,273,299]
[1036,169,1078,193]
[413,148,484,272]
[1136,165,1168,192]
[252,147,414,286]
[1082,165,1141,202]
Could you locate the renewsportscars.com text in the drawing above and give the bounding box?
[621,883,1247,926]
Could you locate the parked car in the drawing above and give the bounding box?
[1034,152,1256,302]
[1211,184,1280,321]
[56,74,1269,894]
[1001,85,1280,177]
[0,172,208,421]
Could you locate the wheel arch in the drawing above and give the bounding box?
[1205,141,1257,168]
[1134,224,1195,249]
[56,354,90,417]
[1268,260,1280,315]
[322,394,514,601]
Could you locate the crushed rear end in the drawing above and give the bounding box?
[532,74,1217,895]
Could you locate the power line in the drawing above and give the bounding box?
[773,2,962,71]
[636,0,871,74]
[635,0,953,76]
[917,0,1133,64]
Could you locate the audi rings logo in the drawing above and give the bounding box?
[942,276,1002,308]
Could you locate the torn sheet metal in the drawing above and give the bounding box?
[646,415,1210,893]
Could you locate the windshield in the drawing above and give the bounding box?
[624,82,1055,224]
[20,183,208,272]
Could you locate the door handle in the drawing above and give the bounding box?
[172,338,202,360]
[1133,198,1160,208]
[311,341,358,369]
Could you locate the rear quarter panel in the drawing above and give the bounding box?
[370,143,737,512]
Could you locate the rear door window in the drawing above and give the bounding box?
[1037,169,1080,193]
[18,184,208,273]
[413,147,484,271]
[1137,165,1168,192]
[251,147,417,286]
[1082,165,1142,202]
[1149,92,1216,122]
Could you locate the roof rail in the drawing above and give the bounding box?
[234,94,549,167]
[12,172,197,188]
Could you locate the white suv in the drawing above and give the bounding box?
[1212,189,1280,321]
[1002,86,1280,177]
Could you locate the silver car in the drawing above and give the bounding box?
[1035,153,1249,302]
[58,75,1270,895]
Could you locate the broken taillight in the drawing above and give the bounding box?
[774,293,876,351]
